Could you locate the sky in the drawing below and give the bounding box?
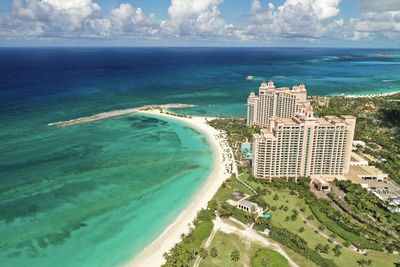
[0,0,399,47]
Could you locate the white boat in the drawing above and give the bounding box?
[246,75,254,80]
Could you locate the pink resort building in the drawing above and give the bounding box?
[246,80,313,127]
[247,81,356,180]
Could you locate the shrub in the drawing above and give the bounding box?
[343,241,351,247]
[200,248,208,259]
[269,226,337,267]
[231,249,240,262]
[210,247,218,257]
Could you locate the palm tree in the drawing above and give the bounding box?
[333,244,342,257]
[231,249,240,262]
[210,247,218,257]
[314,243,323,252]
[199,248,208,259]
[357,259,372,267]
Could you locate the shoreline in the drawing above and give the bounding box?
[329,90,400,98]
[48,104,194,127]
[47,89,400,127]
[125,110,236,267]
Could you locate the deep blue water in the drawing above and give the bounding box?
[0,47,399,267]
[1,47,399,119]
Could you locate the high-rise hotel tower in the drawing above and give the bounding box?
[247,81,313,127]
[248,81,356,180]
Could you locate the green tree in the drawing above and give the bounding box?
[207,200,218,211]
[357,259,372,267]
[333,244,342,257]
[210,247,218,258]
[199,248,208,259]
[343,241,351,247]
[231,249,240,262]
[314,243,323,252]
[320,244,330,254]
[260,256,269,267]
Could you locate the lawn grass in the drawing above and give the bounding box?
[199,231,246,267]
[244,177,399,267]
[251,248,289,267]
[213,177,253,203]
[309,205,383,251]
[191,220,213,250]
[278,244,320,267]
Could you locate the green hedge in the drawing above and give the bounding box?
[309,205,384,251]
[269,226,337,267]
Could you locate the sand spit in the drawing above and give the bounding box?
[48,104,194,127]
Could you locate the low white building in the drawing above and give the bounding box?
[357,166,388,182]
[227,198,264,215]
[238,199,264,214]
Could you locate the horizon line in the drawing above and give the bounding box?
[0,46,399,49]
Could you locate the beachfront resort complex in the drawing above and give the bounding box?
[247,81,356,180]
[246,80,313,127]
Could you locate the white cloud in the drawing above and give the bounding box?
[6,0,160,39]
[110,3,159,36]
[1,0,399,45]
[346,1,400,43]
[163,0,229,37]
[360,0,400,12]
[246,0,342,40]
[13,0,100,31]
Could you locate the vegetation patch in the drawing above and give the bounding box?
[251,248,289,267]
[269,225,337,267]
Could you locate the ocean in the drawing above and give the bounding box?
[0,47,399,267]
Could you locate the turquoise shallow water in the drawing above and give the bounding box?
[0,114,213,267]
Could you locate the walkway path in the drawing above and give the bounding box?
[237,173,257,195]
[194,216,299,267]
[193,224,218,267]
[216,217,299,267]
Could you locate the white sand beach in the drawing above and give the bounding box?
[340,91,400,98]
[48,104,194,127]
[125,110,236,267]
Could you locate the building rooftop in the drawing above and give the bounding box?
[350,152,369,163]
[238,199,253,208]
[231,191,245,200]
[359,165,384,175]
[347,165,388,184]
[312,175,330,185]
